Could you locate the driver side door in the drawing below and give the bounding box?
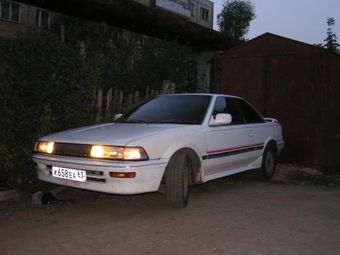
[205,97,256,177]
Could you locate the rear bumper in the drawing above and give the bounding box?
[33,154,167,194]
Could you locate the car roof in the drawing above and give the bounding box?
[157,93,242,99]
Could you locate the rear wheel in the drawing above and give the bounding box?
[165,153,190,208]
[254,146,276,181]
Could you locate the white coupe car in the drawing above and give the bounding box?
[33,93,284,208]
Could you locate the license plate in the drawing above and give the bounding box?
[52,166,87,182]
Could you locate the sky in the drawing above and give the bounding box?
[212,0,340,45]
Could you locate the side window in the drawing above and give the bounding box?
[235,98,265,124]
[212,97,227,116]
[213,97,245,124]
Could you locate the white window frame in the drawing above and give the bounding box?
[36,9,50,29]
[0,1,21,22]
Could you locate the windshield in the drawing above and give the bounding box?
[115,95,212,124]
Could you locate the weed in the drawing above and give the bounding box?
[287,170,340,187]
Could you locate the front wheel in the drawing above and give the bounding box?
[165,153,190,208]
[254,147,276,181]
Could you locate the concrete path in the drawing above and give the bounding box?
[1,176,339,255]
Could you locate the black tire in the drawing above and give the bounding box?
[254,146,276,181]
[165,153,190,208]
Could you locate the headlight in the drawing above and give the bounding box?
[90,145,148,160]
[34,141,54,154]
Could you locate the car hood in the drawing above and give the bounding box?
[39,123,191,146]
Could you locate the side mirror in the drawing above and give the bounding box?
[114,114,123,121]
[209,113,232,126]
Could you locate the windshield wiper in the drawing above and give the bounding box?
[157,119,199,124]
[125,119,150,123]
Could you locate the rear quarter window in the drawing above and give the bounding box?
[235,98,265,124]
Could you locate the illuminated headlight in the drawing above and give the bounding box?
[90,145,148,160]
[34,141,54,154]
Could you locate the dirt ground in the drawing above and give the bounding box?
[1,164,340,255]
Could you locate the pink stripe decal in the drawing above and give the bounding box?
[207,143,264,155]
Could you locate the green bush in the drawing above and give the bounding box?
[0,30,93,190]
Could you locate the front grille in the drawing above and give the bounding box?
[47,144,107,183]
[86,170,105,182]
[53,143,92,157]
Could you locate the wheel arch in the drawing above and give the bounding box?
[264,139,278,163]
[164,147,202,186]
[253,139,278,181]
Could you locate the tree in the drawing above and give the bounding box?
[51,14,196,93]
[217,0,256,40]
[324,17,340,54]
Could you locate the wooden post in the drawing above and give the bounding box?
[145,86,150,100]
[113,90,123,113]
[118,90,123,112]
[96,88,103,123]
[170,82,175,94]
[162,80,171,94]
[60,24,65,43]
[127,94,133,110]
[134,90,140,104]
[113,89,118,113]
[106,88,112,120]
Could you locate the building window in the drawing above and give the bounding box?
[190,3,194,16]
[0,1,21,22]
[200,7,209,21]
[168,0,190,9]
[36,9,50,28]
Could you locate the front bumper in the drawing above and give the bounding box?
[33,154,167,194]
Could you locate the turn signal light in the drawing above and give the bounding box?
[109,172,136,178]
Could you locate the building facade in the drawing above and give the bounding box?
[135,0,214,29]
[188,0,213,29]
[0,0,50,37]
[0,0,214,38]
